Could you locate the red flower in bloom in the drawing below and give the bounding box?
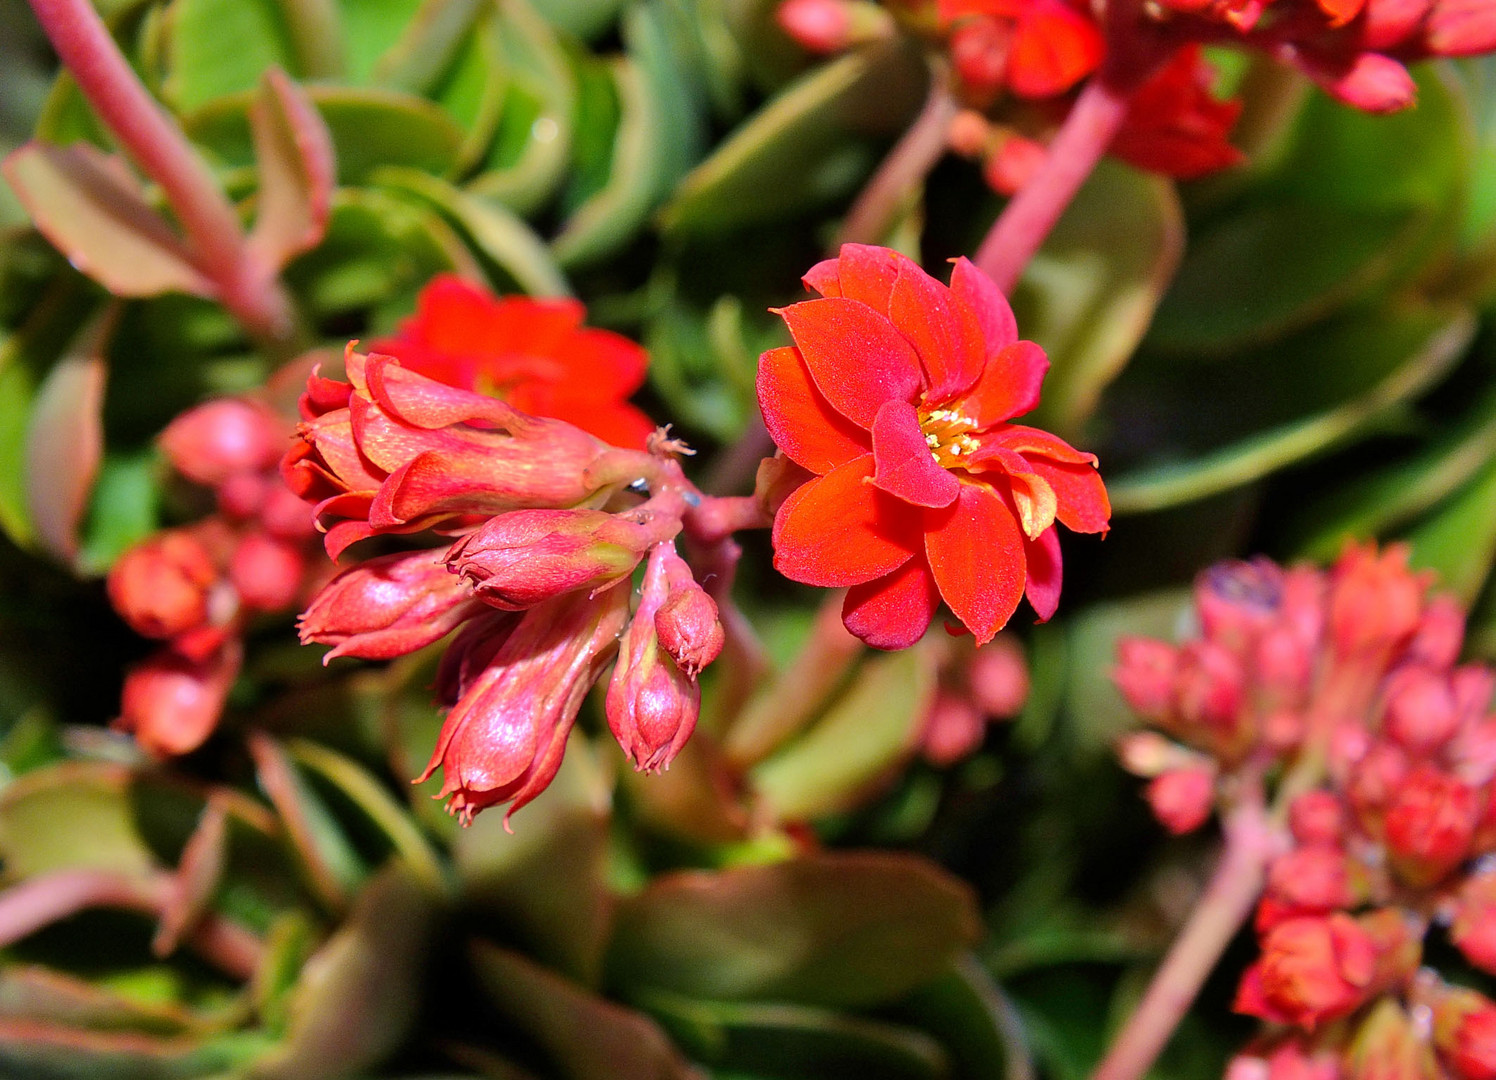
[1111,47,1245,179]
[940,0,1105,99]
[371,274,655,449]
[757,245,1110,649]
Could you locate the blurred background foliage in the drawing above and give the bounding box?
[1,0,1496,1076]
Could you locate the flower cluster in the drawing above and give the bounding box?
[777,0,1244,195]
[919,633,1029,765]
[758,244,1109,649]
[1116,544,1496,1078]
[285,326,734,824]
[107,397,323,756]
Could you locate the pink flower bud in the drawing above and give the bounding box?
[1265,846,1354,916]
[1409,594,1466,669]
[1383,665,1459,755]
[1431,985,1496,1080]
[983,134,1046,196]
[1117,731,1192,776]
[1454,903,1496,977]
[1383,764,1477,886]
[920,692,987,766]
[1196,558,1283,649]
[1175,640,1248,750]
[1114,637,1180,719]
[160,399,284,487]
[117,642,241,757]
[968,635,1029,718]
[416,583,631,826]
[607,545,700,771]
[229,532,305,613]
[1329,543,1424,660]
[1361,0,1433,49]
[777,0,851,52]
[653,546,724,676]
[1266,1041,1342,1080]
[1146,766,1215,835]
[446,508,668,610]
[217,473,269,519]
[1290,791,1347,847]
[299,550,481,661]
[947,110,994,158]
[1255,626,1314,703]
[1425,0,1496,57]
[950,17,1013,101]
[1300,51,1417,115]
[108,531,219,640]
[259,483,319,541]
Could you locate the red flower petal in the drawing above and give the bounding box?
[983,423,1096,465]
[843,558,940,649]
[757,346,870,475]
[1007,0,1104,99]
[803,244,904,314]
[888,260,985,400]
[772,454,919,587]
[777,298,923,429]
[1024,525,1063,621]
[949,257,1018,353]
[953,341,1050,426]
[870,399,960,508]
[1028,457,1111,534]
[924,482,1026,644]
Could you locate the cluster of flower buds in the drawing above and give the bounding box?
[1116,543,1496,1078]
[287,345,736,825]
[106,398,323,756]
[919,634,1029,765]
[776,0,1245,195]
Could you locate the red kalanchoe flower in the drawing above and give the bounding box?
[370,275,654,449]
[1110,46,1245,179]
[758,244,1109,649]
[939,0,1105,99]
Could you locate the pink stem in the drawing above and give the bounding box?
[972,74,1137,294]
[28,0,296,347]
[1089,793,1275,1080]
[837,59,959,248]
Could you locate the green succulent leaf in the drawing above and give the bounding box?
[1407,454,1496,604]
[605,851,980,1008]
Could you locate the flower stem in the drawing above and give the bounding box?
[28,0,298,349]
[1089,787,1275,1080]
[837,57,958,248]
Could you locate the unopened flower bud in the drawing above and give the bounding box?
[1425,0,1496,58]
[259,484,319,541]
[920,692,987,766]
[1383,665,1460,755]
[1304,51,1417,114]
[1452,873,1496,976]
[983,133,1046,196]
[1362,0,1433,50]
[950,16,1012,101]
[1409,594,1466,669]
[229,532,305,612]
[1346,742,1409,826]
[416,583,631,826]
[1115,637,1180,720]
[1290,791,1347,847]
[1146,766,1215,835]
[1118,731,1188,776]
[300,550,480,661]
[777,0,889,52]
[217,472,269,519]
[160,399,283,487]
[607,545,701,771]
[107,531,219,639]
[653,546,724,676]
[1345,998,1438,1080]
[1255,626,1314,704]
[1265,846,1355,916]
[1329,543,1424,661]
[947,110,993,158]
[1383,764,1478,887]
[968,635,1028,718]
[1196,558,1283,649]
[1431,984,1496,1080]
[1176,640,1248,750]
[117,643,241,757]
[447,508,670,610]
[1266,1040,1342,1080]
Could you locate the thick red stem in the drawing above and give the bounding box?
[28,0,296,347]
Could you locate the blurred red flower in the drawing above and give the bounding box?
[372,274,655,449]
[757,244,1109,649]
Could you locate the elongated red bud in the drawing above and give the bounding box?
[107,531,218,639]
[299,549,480,661]
[160,399,284,486]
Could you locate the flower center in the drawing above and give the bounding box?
[920,408,981,469]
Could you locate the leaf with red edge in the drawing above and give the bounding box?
[1024,526,1063,622]
[772,455,919,588]
[888,260,985,400]
[924,484,1026,644]
[757,346,869,476]
[246,69,335,274]
[24,319,107,564]
[777,298,922,429]
[870,400,959,508]
[2,143,212,299]
[843,558,941,650]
